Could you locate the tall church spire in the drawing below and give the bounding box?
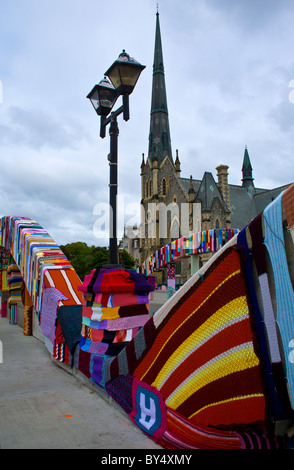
[242,146,254,190]
[148,11,173,165]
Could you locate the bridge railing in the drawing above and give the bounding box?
[140,227,239,275]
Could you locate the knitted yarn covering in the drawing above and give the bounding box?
[124,248,266,430]
[77,267,155,388]
[1,183,294,450]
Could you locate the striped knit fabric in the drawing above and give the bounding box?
[134,248,266,429]
[158,407,243,449]
[237,227,286,419]
[105,374,134,414]
[40,287,68,344]
[236,430,288,449]
[23,306,33,336]
[7,262,22,305]
[77,267,154,387]
[9,303,17,324]
[53,342,70,364]
[283,184,294,243]
[0,216,80,319]
[0,216,84,366]
[248,213,293,416]
[157,406,286,449]
[0,267,9,318]
[263,193,294,410]
[107,247,267,433]
[22,282,33,336]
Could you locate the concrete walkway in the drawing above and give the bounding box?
[0,317,160,450]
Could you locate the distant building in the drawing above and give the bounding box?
[119,226,140,267]
[139,12,292,280]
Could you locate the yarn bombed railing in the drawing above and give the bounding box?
[140,228,239,275]
[0,216,84,359]
[1,182,294,449]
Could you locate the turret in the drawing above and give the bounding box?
[242,146,255,191]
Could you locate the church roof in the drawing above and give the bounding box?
[180,176,201,195]
[229,183,291,228]
[180,172,228,212]
[196,172,228,211]
[229,184,259,228]
[181,173,292,229]
[253,184,291,215]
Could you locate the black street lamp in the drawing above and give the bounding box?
[87,50,145,266]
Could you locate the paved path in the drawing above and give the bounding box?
[0,317,160,450]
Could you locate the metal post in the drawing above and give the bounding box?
[108,114,119,265]
[122,94,130,121]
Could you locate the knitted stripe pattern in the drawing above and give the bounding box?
[263,192,294,409]
[106,237,239,385]
[105,374,134,414]
[158,407,242,449]
[107,248,266,431]
[7,261,22,305]
[138,249,266,428]
[157,406,286,449]
[248,213,293,415]
[237,227,286,419]
[77,267,154,388]
[283,184,294,243]
[0,216,83,362]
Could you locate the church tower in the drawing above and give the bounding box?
[140,11,177,264]
[139,11,233,269]
[148,11,173,166]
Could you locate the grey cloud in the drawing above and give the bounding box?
[208,0,294,31]
[269,100,294,133]
[0,106,89,150]
[0,0,293,248]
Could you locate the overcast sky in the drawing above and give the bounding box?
[0,0,293,247]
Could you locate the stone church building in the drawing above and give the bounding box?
[139,12,291,274]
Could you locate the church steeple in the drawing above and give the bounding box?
[148,11,173,166]
[242,146,254,190]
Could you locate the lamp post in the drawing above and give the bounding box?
[87,50,145,266]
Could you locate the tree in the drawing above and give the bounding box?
[60,243,135,281]
[92,246,110,270]
[60,242,95,281]
[119,249,136,270]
